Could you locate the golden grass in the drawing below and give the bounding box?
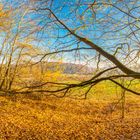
[0,91,139,140]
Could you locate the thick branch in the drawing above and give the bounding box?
[37,8,140,78]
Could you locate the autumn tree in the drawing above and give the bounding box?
[0,1,43,93]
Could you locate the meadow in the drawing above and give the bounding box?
[0,81,139,140]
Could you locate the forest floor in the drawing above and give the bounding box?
[0,89,139,140]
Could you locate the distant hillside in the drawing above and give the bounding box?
[36,62,94,75]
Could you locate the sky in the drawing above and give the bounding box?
[0,0,140,68]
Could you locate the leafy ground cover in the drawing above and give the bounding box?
[0,85,139,139]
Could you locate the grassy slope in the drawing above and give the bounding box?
[0,86,139,140]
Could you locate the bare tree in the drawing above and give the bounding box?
[20,0,139,97]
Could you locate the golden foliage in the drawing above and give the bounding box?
[0,4,11,30]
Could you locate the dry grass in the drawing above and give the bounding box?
[0,91,139,140]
